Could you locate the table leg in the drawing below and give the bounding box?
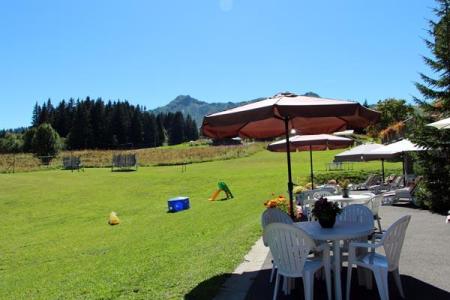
[333,240,342,300]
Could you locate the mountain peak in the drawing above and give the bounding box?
[171,95,205,106]
[151,91,319,127]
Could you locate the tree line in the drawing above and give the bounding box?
[0,97,199,155]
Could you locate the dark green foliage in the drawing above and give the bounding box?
[168,112,185,145]
[363,99,369,108]
[66,103,93,150]
[28,98,198,150]
[185,115,199,141]
[31,123,61,163]
[142,113,159,147]
[129,108,144,147]
[313,168,402,186]
[0,133,23,153]
[410,0,450,213]
[366,98,414,137]
[22,128,36,152]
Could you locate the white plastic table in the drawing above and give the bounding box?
[326,193,374,206]
[295,221,373,300]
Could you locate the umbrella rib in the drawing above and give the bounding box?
[234,121,251,137]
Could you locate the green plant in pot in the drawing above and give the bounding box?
[312,197,342,228]
[340,179,350,198]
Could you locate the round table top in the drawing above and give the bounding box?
[326,193,374,204]
[295,221,373,241]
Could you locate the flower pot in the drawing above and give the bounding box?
[342,188,350,198]
[318,215,336,228]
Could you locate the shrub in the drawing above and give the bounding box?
[31,123,61,164]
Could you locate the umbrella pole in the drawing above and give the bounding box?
[284,117,295,218]
[402,154,406,186]
[381,159,385,183]
[309,145,314,189]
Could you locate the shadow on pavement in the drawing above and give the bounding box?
[245,267,450,300]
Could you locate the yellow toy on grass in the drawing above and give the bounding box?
[108,211,120,225]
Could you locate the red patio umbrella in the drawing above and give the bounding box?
[267,134,354,188]
[201,92,380,217]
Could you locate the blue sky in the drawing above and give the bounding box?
[0,0,436,129]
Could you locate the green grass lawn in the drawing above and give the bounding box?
[0,149,400,299]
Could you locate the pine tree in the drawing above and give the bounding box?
[91,99,107,148]
[142,112,158,147]
[410,0,450,213]
[67,103,93,149]
[185,115,199,141]
[32,102,41,127]
[168,112,185,145]
[363,99,369,108]
[156,113,166,146]
[129,109,143,147]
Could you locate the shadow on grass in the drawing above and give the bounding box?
[111,169,137,172]
[184,273,231,300]
[245,267,450,300]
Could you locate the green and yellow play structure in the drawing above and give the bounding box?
[209,182,234,201]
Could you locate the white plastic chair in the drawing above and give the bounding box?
[346,215,411,300]
[336,204,374,227]
[368,194,383,232]
[261,208,293,282]
[312,190,333,200]
[336,204,374,264]
[264,223,332,300]
[261,207,293,230]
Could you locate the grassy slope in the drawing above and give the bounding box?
[0,149,400,299]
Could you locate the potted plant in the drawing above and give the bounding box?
[340,179,350,198]
[311,197,342,228]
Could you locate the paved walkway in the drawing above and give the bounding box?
[215,205,450,300]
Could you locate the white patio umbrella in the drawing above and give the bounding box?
[267,134,353,188]
[427,117,450,129]
[334,143,388,179]
[364,139,426,185]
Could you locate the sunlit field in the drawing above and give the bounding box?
[0,149,400,299]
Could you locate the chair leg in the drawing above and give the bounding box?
[346,263,353,300]
[303,273,314,300]
[381,269,389,300]
[273,273,280,300]
[324,265,332,300]
[373,268,388,300]
[376,215,382,232]
[393,269,405,298]
[269,263,276,283]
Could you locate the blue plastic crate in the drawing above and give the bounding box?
[168,196,190,212]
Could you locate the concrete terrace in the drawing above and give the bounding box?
[215,205,450,300]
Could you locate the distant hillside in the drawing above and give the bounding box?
[151,92,320,127]
[151,95,264,127]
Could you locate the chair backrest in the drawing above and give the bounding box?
[261,208,293,228]
[336,204,373,227]
[392,175,404,188]
[369,194,383,216]
[380,215,411,271]
[312,190,333,200]
[409,176,423,195]
[362,174,375,186]
[368,174,382,186]
[261,208,293,246]
[264,223,316,277]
